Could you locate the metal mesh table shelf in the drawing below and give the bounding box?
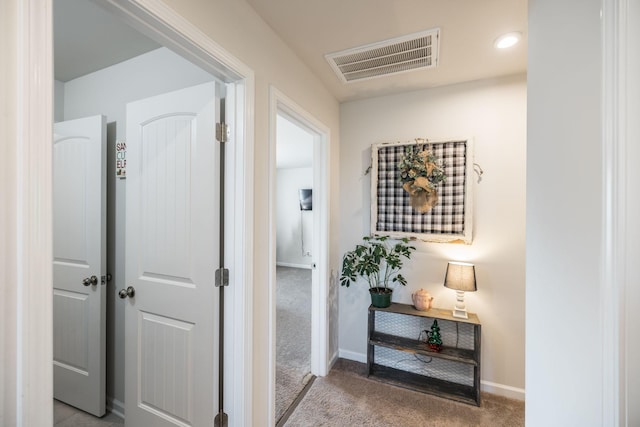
[367,303,481,406]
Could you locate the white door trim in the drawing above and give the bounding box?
[601,0,633,424]
[100,2,256,425]
[267,86,331,424]
[6,1,255,425]
[3,1,54,425]
[223,80,255,427]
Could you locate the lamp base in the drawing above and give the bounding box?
[451,307,469,319]
[452,290,469,319]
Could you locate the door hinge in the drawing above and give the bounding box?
[216,122,230,143]
[215,268,229,287]
[214,411,228,426]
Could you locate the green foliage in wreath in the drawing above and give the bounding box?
[397,145,447,190]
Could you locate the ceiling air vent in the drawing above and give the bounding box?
[325,28,440,83]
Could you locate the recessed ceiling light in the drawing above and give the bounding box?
[494,32,521,49]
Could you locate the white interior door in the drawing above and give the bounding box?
[53,115,107,417]
[124,82,219,427]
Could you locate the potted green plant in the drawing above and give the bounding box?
[340,235,416,308]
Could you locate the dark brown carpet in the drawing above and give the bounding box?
[284,359,524,427]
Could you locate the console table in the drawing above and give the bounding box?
[367,303,481,406]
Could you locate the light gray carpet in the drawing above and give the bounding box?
[284,359,525,427]
[54,400,123,426]
[276,266,312,422]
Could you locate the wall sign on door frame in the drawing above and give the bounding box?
[116,140,126,178]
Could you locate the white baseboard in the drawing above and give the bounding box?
[276,261,312,269]
[106,396,125,420]
[328,350,339,371]
[480,380,525,401]
[276,261,311,270]
[337,349,525,401]
[338,349,366,363]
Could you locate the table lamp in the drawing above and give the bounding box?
[444,261,477,319]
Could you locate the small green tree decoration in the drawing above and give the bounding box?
[427,319,443,352]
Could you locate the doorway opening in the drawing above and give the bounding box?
[268,88,330,425]
[51,1,254,425]
[273,114,314,423]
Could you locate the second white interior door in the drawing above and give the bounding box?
[124,82,219,427]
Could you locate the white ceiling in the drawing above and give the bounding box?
[54,0,160,82]
[276,115,314,169]
[245,0,528,102]
[54,0,527,101]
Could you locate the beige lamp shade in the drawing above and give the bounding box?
[443,262,477,292]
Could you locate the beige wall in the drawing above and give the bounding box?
[160,0,341,422]
[339,74,527,398]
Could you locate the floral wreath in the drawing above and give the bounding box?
[397,140,446,213]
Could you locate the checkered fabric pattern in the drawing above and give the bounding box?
[375,141,467,234]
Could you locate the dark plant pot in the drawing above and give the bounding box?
[369,287,393,308]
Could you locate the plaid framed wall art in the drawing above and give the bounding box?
[371,139,474,243]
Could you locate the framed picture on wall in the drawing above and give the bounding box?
[371,138,474,243]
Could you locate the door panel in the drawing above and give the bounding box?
[125,82,218,427]
[53,290,90,371]
[138,312,194,423]
[53,115,106,417]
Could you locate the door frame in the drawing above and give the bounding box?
[5,0,255,425]
[267,86,331,423]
